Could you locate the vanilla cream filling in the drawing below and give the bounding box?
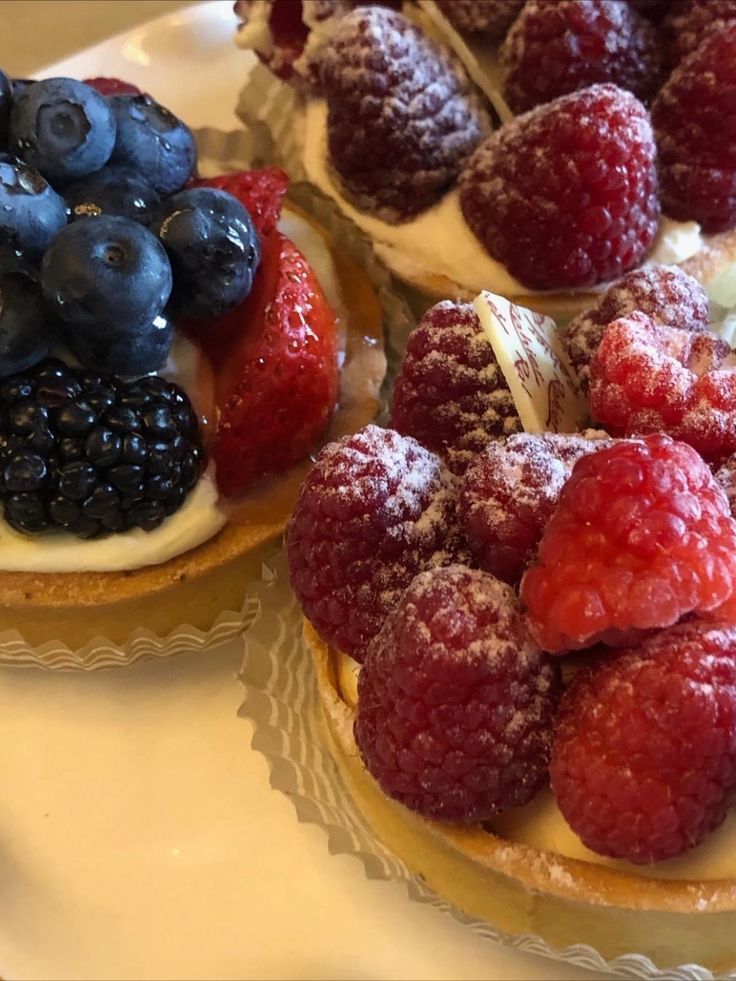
[0,210,347,574]
[337,651,736,882]
[303,99,704,299]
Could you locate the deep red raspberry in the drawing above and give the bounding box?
[662,0,736,67]
[522,435,736,653]
[435,0,523,40]
[320,6,489,222]
[562,266,709,393]
[501,0,661,115]
[652,24,736,234]
[551,621,736,864]
[83,77,142,97]
[390,301,521,475]
[355,565,561,823]
[459,85,660,290]
[191,168,289,240]
[461,432,614,584]
[286,425,468,662]
[589,312,736,458]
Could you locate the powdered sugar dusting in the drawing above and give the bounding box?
[391,300,522,474]
[435,0,523,40]
[562,265,709,392]
[321,5,490,221]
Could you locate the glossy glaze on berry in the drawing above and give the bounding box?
[0,359,203,538]
[0,156,68,262]
[64,164,160,225]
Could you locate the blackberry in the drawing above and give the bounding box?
[0,358,204,538]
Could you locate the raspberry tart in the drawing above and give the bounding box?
[0,72,390,667]
[236,1,736,319]
[283,288,736,973]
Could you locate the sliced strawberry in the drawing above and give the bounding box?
[84,77,142,97]
[192,168,289,240]
[201,231,338,496]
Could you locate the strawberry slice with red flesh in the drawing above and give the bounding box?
[206,230,339,497]
[191,168,289,240]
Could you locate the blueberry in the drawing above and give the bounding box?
[0,262,59,377]
[150,186,261,317]
[41,215,172,340]
[0,70,12,151]
[0,156,68,262]
[10,78,116,184]
[109,94,196,195]
[68,311,174,376]
[64,164,160,224]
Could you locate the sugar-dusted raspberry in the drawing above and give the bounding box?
[389,301,521,475]
[589,312,736,459]
[286,425,468,662]
[320,6,489,222]
[662,0,736,67]
[715,454,736,519]
[551,621,736,864]
[83,77,142,97]
[435,0,523,40]
[501,1,661,114]
[522,435,736,653]
[459,85,660,290]
[652,24,736,234]
[461,432,614,584]
[355,565,561,823]
[561,266,709,392]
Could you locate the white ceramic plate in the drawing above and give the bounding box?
[0,6,609,979]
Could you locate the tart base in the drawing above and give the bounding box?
[307,620,736,974]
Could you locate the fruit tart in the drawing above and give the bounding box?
[283,280,736,973]
[0,71,389,668]
[235,1,736,320]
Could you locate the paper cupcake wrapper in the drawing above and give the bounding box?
[239,553,733,981]
[0,127,412,670]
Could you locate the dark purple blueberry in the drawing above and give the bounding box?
[0,261,59,377]
[64,164,160,224]
[108,94,196,195]
[0,156,68,262]
[10,77,116,183]
[67,311,173,376]
[150,186,260,318]
[40,215,172,352]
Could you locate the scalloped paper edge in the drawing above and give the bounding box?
[238,553,733,981]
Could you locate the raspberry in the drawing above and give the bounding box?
[390,301,521,475]
[522,435,736,652]
[589,313,736,459]
[501,1,661,115]
[459,85,660,290]
[83,77,142,97]
[285,425,468,662]
[461,432,614,584]
[191,168,288,240]
[652,24,736,234]
[561,265,709,393]
[355,565,561,823]
[662,0,736,67]
[435,0,523,40]
[715,454,736,519]
[550,621,736,864]
[320,6,489,222]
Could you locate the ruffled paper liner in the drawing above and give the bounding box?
[239,553,732,981]
[0,127,412,670]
